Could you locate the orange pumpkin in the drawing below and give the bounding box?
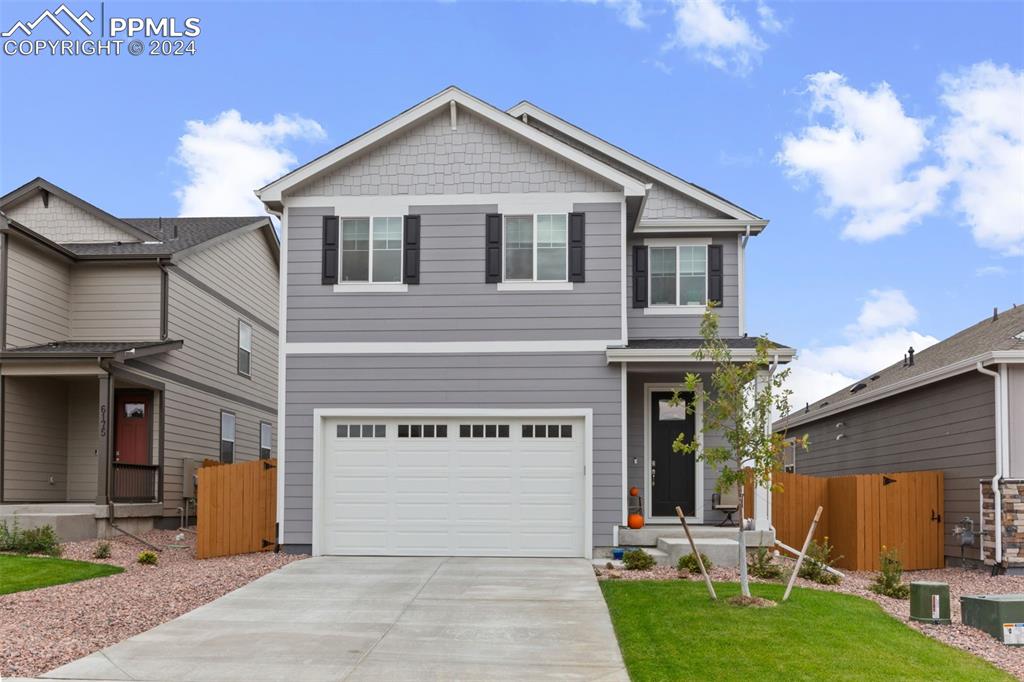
[629,486,640,497]
[627,513,644,529]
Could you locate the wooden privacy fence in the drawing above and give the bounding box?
[196,459,277,559]
[746,470,944,571]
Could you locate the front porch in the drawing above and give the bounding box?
[0,351,168,537]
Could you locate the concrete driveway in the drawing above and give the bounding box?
[43,557,628,681]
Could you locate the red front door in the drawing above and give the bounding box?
[114,392,151,465]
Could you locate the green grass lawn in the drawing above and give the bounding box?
[0,554,124,595]
[601,580,1010,682]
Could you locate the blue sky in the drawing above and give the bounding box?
[1,0,1021,407]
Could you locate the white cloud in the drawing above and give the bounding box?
[782,290,939,412]
[777,72,949,242]
[847,288,918,334]
[577,0,647,29]
[174,110,325,216]
[756,1,783,33]
[939,62,1024,255]
[664,0,767,76]
[976,265,1009,277]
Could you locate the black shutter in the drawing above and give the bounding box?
[632,245,648,308]
[568,212,586,283]
[321,216,339,285]
[707,243,723,306]
[403,215,420,285]
[485,213,502,283]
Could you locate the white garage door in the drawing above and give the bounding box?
[320,417,586,557]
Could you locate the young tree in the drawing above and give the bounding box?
[672,306,806,598]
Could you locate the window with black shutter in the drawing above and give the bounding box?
[403,215,420,284]
[568,212,585,282]
[321,216,339,285]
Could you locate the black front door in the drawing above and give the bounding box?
[650,390,696,517]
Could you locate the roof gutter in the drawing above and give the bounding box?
[976,362,1007,565]
[606,346,796,364]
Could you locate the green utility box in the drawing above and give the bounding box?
[961,594,1024,645]
[910,582,951,624]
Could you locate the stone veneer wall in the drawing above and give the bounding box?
[981,479,1024,567]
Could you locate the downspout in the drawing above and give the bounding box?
[977,362,1003,564]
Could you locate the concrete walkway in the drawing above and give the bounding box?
[42,557,628,681]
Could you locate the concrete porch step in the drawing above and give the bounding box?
[0,511,96,542]
[657,537,740,568]
[620,525,774,548]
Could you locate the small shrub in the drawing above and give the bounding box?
[93,541,112,559]
[798,537,842,585]
[870,547,910,599]
[622,549,655,571]
[748,547,783,580]
[0,520,61,556]
[676,552,713,575]
[137,550,159,566]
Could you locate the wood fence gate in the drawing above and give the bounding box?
[749,470,944,571]
[196,459,277,559]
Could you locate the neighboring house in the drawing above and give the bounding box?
[774,307,1024,567]
[257,86,794,558]
[0,177,279,539]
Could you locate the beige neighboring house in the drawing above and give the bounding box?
[0,177,279,540]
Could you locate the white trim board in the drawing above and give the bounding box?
[281,192,625,213]
[507,101,761,222]
[643,383,703,524]
[310,407,594,559]
[607,347,797,363]
[257,88,647,204]
[286,340,622,355]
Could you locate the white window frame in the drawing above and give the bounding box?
[334,216,408,293]
[237,320,253,377]
[260,421,272,460]
[644,237,711,316]
[497,213,573,291]
[220,410,236,464]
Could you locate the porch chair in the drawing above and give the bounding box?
[712,486,740,527]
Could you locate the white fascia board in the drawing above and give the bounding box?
[636,219,769,234]
[508,102,761,221]
[776,351,1023,430]
[258,88,646,204]
[606,347,796,363]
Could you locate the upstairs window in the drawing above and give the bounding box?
[649,245,707,307]
[237,321,252,377]
[504,214,567,282]
[341,217,402,283]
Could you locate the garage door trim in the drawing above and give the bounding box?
[311,408,594,559]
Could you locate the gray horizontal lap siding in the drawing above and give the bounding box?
[626,234,739,338]
[286,203,623,342]
[283,352,622,549]
[793,371,996,561]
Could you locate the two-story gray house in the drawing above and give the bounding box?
[258,87,794,558]
[0,178,279,540]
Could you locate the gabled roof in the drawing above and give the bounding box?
[0,177,158,243]
[256,86,650,209]
[777,306,1024,430]
[507,100,765,228]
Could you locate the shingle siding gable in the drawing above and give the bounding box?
[4,192,141,244]
[292,109,617,197]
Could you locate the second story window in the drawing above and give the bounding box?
[504,214,567,282]
[649,244,707,307]
[237,321,252,377]
[341,217,402,283]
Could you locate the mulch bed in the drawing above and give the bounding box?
[0,529,305,679]
[595,558,1024,679]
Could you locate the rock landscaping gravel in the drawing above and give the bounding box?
[0,529,304,679]
[595,557,1024,679]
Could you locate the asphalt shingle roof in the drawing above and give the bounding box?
[786,305,1024,421]
[64,217,267,256]
[1,340,181,355]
